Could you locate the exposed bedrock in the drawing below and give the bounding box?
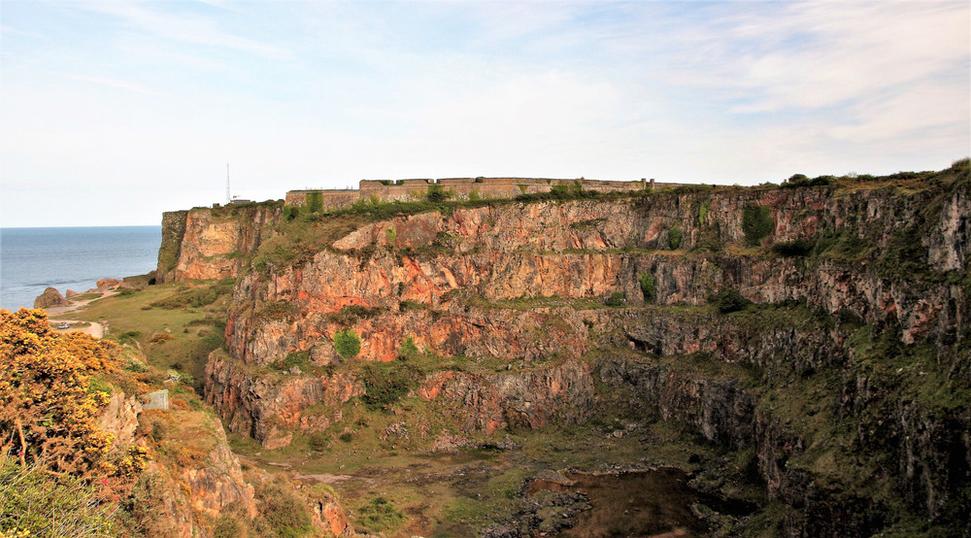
[198,170,968,534]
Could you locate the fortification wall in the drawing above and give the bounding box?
[286,177,657,209]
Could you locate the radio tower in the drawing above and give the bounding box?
[225,163,231,204]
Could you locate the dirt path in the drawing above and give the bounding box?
[45,290,117,316]
[49,319,105,339]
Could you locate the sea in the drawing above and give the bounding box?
[0,226,161,310]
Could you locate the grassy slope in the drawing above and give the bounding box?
[62,283,229,389]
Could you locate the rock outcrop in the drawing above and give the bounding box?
[156,202,282,283]
[193,162,969,535]
[33,286,68,308]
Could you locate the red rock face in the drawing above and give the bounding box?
[202,182,967,449]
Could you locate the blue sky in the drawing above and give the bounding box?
[1,0,968,226]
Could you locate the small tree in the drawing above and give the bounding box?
[332,329,361,359]
[668,226,683,249]
[639,273,656,301]
[742,205,773,246]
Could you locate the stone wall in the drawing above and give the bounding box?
[285,177,668,208]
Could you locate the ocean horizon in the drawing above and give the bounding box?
[0,225,161,310]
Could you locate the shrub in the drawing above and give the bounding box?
[0,457,115,537]
[697,201,710,225]
[741,205,773,246]
[339,432,353,443]
[254,480,312,538]
[361,361,423,410]
[668,226,683,249]
[426,184,450,202]
[712,289,749,313]
[398,337,419,360]
[604,292,626,307]
[781,174,833,188]
[639,273,656,301]
[308,432,329,452]
[332,330,361,359]
[385,226,397,245]
[549,180,583,198]
[0,309,121,476]
[283,206,299,221]
[357,496,405,533]
[273,351,311,372]
[305,192,323,214]
[771,240,814,257]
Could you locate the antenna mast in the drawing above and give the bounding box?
[225,163,231,204]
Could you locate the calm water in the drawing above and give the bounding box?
[0,226,161,310]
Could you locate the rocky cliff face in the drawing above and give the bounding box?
[156,203,281,283]
[197,162,968,535]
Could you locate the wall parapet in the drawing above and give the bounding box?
[286,177,674,209]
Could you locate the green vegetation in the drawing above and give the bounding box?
[812,230,871,262]
[711,288,749,313]
[254,480,313,538]
[639,272,656,301]
[62,284,227,390]
[426,184,451,202]
[333,329,361,359]
[0,457,114,538]
[149,279,234,309]
[360,360,423,411]
[741,205,773,246]
[771,239,814,257]
[781,173,833,188]
[273,351,311,372]
[398,337,419,359]
[327,305,381,326]
[604,291,626,307]
[668,226,683,249]
[356,497,405,533]
[305,191,324,214]
[697,200,710,225]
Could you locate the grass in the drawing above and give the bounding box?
[61,283,228,390]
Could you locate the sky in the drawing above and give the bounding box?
[0,0,968,227]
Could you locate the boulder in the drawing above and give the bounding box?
[33,287,68,308]
[96,278,122,290]
[65,289,79,298]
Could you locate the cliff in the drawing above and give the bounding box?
[156,202,282,283]
[177,161,966,535]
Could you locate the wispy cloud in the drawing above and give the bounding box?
[78,1,289,59]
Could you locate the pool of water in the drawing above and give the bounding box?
[528,469,750,537]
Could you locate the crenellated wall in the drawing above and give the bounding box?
[285,177,672,208]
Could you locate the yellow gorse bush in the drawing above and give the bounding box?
[0,308,120,477]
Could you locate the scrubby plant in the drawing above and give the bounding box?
[426,184,450,202]
[398,337,419,360]
[282,206,299,221]
[604,292,626,307]
[0,456,115,537]
[308,432,329,452]
[668,226,683,249]
[711,288,749,313]
[549,180,584,198]
[697,201,710,225]
[305,192,323,214]
[385,226,397,245]
[254,480,312,538]
[361,361,423,411]
[332,330,361,359]
[639,272,656,301]
[357,496,405,533]
[742,205,773,246]
[0,309,120,476]
[771,239,815,257]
